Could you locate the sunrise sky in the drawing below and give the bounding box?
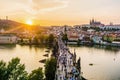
[0,0,120,26]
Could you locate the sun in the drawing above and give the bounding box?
[26,20,33,25]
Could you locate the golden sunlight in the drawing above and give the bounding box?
[26,20,33,25]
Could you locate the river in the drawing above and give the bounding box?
[0,44,51,73]
[69,45,120,80]
[0,44,120,80]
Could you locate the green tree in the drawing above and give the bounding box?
[6,58,27,80]
[82,27,88,31]
[39,35,45,44]
[0,58,28,80]
[62,33,68,44]
[0,61,6,80]
[47,34,55,47]
[28,67,43,80]
[48,34,54,44]
[52,40,59,57]
[33,36,39,44]
[0,58,47,80]
[45,57,57,80]
[77,39,81,45]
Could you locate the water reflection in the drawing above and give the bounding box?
[0,44,16,49]
[69,45,120,54]
[93,45,120,53]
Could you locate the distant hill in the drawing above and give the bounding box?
[0,19,48,34]
[0,19,25,30]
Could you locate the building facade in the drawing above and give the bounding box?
[100,25,120,30]
[0,34,17,44]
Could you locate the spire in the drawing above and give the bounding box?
[73,49,76,64]
[77,57,81,73]
[90,19,92,25]
[74,49,76,55]
[6,16,8,20]
[92,18,94,23]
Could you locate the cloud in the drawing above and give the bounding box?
[23,0,69,15]
[0,0,69,16]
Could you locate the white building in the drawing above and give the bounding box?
[0,28,5,33]
[0,34,17,44]
[92,35,105,44]
[100,25,120,30]
[79,34,84,40]
[87,29,95,33]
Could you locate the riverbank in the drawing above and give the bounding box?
[67,40,120,48]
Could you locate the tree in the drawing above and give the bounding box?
[52,41,59,57]
[39,35,45,44]
[0,58,28,80]
[0,58,46,80]
[77,39,81,45]
[33,36,39,44]
[45,57,57,80]
[0,61,6,80]
[62,33,68,44]
[82,27,88,31]
[28,67,43,80]
[48,34,54,44]
[6,58,27,80]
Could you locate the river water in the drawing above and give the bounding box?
[69,45,120,80]
[0,44,120,80]
[0,45,51,73]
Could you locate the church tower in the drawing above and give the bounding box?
[91,18,94,24]
[6,16,8,20]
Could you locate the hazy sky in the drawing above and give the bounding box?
[0,0,120,26]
